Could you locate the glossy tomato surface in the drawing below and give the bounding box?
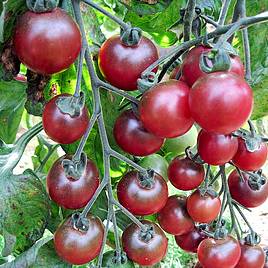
[182,45,244,86]
[122,221,168,266]
[42,94,89,144]
[175,227,206,253]
[235,243,265,268]
[168,157,205,190]
[232,138,268,171]
[197,129,238,165]
[189,72,253,134]
[117,171,168,216]
[157,195,194,235]
[187,190,221,223]
[139,80,194,138]
[14,8,81,75]
[47,155,100,209]
[113,109,164,156]
[54,214,104,265]
[228,170,268,208]
[197,236,241,268]
[99,35,158,91]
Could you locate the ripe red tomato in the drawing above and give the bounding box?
[182,45,244,86]
[117,171,168,216]
[168,157,205,190]
[189,72,253,134]
[175,227,206,253]
[187,190,221,223]
[228,170,268,208]
[122,221,168,266]
[157,195,194,235]
[197,236,241,268]
[14,8,81,75]
[232,138,268,171]
[98,35,158,91]
[235,243,265,268]
[113,109,164,156]
[197,129,238,165]
[43,94,89,144]
[47,155,100,209]
[54,214,104,265]
[139,80,194,138]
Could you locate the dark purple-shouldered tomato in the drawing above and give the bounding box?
[168,157,205,190]
[14,8,81,75]
[197,129,238,165]
[197,236,241,268]
[232,138,268,171]
[98,35,158,91]
[54,214,104,265]
[187,190,221,223]
[228,170,268,208]
[117,171,168,216]
[139,80,194,138]
[47,155,100,209]
[157,195,194,235]
[175,227,207,253]
[235,243,265,268]
[189,72,253,134]
[113,109,164,156]
[182,45,244,87]
[122,221,168,266]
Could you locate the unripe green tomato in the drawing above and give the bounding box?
[164,125,198,155]
[102,251,135,268]
[139,154,169,181]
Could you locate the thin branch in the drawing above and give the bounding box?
[218,0,232,25]
[200,14,220,27]
[74,46,86,97]
[183,0,196,42]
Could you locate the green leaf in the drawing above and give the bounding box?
[0,80,27,144]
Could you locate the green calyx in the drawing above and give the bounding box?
[138,169,155,189]
[120,26,142,47]
[26,0,59,13]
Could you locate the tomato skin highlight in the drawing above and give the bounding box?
[54,214,104,265]
[157,195,194,235]
[14,8,81,75]
[99,35,158,91]
[189,72,253,134]
[168,157,205,190]
[187,190,221,223]
[232,138,268,171]
[182,45,244,87]
[139,80,194,138]
[117,171,168,216]
[47,155,100,209]
[197,236,241,268]
[122,221,168,266]
[113,109,164,156]
[197,130,238,165]
[228,170,268,208]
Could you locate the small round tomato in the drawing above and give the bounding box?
[232,138,268,171]
[197,236,241,268]
[197,129,238,165]
[235,243,265,268]
[113,109,164,156]
[54,214,104,265]
[117,171,168,216]
[157,195,194,235]
[139,80,194,138]
[99,35,158,91]
[122,221,168,266]
[187,190,221,223]
[47,155,100,209]
[182,45,244,86]
[43,94,89,144]
[14,8,81,75]
[175,227,207,253]
[168,157,205,190]
[228,170,268,208]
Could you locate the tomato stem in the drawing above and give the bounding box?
[218,0,231,26]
